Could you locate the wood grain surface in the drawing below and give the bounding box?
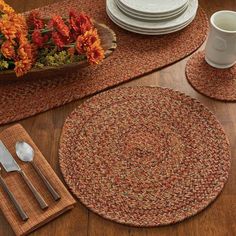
[0,0,236,235]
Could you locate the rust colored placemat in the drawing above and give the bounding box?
[0,0,208,125]
[186,51,236,101]
[0,124,76,236]
[59,87,231,227]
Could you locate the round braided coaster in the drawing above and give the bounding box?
[186,51,236,101]
[59,87,231,227]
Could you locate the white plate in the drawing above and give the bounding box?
[119,0,188,15]
[116,0,189,21]
[106,7,194,33]
[107,0,198,30]
[107,6,195,35]
[107,6,195,34]
[117,0,189,18]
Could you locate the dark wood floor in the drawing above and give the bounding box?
[0,0,236,235]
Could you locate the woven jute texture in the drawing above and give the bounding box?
[186,51,236,101]
[59,87,231,227]
[0,125,76,236]
[0,0,208,125]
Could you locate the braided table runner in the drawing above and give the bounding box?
[59,87,231,227]
[186,51,236,101]
[0,0,208,125]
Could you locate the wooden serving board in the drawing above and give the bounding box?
[0,23,117,81]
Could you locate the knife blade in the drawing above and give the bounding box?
[0,141,21,172]
[0,140,48,209]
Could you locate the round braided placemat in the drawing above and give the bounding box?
[186,51,236,101]
[59,87,231,227]
[0,0,208,125]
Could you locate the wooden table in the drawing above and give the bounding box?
[1,0,235,235]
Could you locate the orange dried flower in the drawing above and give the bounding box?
[51,31,68,48]
[49,15,70,38]
[14,59,31,77]
[69,10,94,36]
[0,0,14,14]
[18,43,33,61]
[84,28,100,46]
[14,42,33,76]
[27,10,44,29]
[75,28,101,54]
[86,42,104,64]
[0,14,17,42]
[12,14,28,35]
[69,10,80,33]
[75,27,104,64]
[0,13,28,43]
[77,12,93,34]
[32,29,44,48]
[1,40,15,59]
[75,34,86,54]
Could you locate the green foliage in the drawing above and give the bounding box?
[34,48,86,68]
[0,60,9,70]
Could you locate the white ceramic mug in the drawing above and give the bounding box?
[205,10,236,69]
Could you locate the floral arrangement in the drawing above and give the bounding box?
[0,0,104,77]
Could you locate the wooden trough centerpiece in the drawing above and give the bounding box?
[0,0,117,81]
[0,22,117,81]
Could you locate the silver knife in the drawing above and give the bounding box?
[0,141,48,210]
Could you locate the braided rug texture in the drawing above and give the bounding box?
[186,51,236,101]
[0,0,208,125]
[59,87,231,227]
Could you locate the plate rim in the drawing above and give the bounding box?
[106,0,198,30]
[118,0,189,15]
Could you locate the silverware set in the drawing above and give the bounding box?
[0,141,61,221]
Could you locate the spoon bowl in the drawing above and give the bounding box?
[16,141,34,162]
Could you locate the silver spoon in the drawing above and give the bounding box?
[15,141,61,201]
[0,166,29,221]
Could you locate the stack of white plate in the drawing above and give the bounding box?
[106,0,199,35]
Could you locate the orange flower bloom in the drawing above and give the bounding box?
[18,43,33,62]
[51,31,68,48]
[32,29,44,48]
[75,28,101,54]
[14,59,31,77]
[12,14,28,36]
[86,42,104,64]
[14,42,33,76]
[0,14,17,42]
[27,10,44,29]
[78,12,93,34]
[0,0,14,14]
[69,10,80,33]
[84,28,100,46]
[75,34,86,54]
[49,15,70,38]
[69,10,94,37]
[1,40,15,59]
[0,13,28,43]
